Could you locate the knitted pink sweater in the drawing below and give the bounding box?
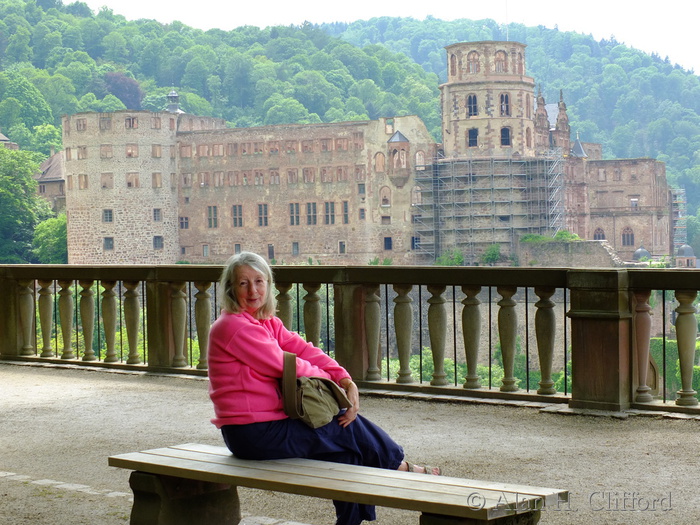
[208,311,351,427]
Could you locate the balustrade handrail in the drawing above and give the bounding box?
[2,265,700,414]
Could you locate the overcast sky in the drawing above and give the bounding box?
[83,0,699,73]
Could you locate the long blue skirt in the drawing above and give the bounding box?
[221,413,404,525]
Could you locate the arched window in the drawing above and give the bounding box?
[593,228,606,240]
[622,227,634,246]
[467,51,480,74]
[450,54,458,77]
[517,52,524,74]
[500,93,510,116]
[467,94,478,117]
[375,152,385,173]
[495,50,507,73]
[380,186,391,207]
[526,94,531,119]
[500,128,511,147]
[411,186,422,206]
[415,151,425,170]
[526,128,532,148]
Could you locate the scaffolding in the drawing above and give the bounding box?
[671,187,687,253]
[414,151,565,264]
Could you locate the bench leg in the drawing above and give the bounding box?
[420,511,541,525]
[128,471,241,525]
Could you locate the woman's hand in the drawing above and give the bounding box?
[337,379,359,427]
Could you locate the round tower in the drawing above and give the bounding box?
[63,110,180,264]
[441,41,537,158]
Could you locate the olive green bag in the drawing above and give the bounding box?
[281,351,353,429]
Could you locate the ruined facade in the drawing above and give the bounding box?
[61,40,673,266]
[63,107,436,264]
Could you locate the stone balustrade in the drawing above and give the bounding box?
[2,265,700,413]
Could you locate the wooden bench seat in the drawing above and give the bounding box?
[108,443,568,525]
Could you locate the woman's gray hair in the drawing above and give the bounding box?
[218,252,277,318]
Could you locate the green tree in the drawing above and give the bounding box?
[30,123,62,156]
[481,244,502,265]
[435,248,464,266]
[33,213,67,263]
[0,148,50,263]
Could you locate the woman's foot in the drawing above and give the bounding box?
[400,461,441,475]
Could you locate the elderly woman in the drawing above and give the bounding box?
[208,252,438,525]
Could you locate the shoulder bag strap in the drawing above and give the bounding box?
[282,351,302,419]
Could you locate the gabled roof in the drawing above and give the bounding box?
[388,131,409,143]
[571,134,588,158]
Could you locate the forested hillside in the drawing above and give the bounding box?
[3,1,700,255]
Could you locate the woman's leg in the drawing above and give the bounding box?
[221,415,404,525]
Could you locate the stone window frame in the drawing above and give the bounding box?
[306,202,317,225]
[152,172,162,188]
[126,144,139,158]
[593,228,605,241]
[179,217,189,229]
[151,117,161,129]
[622,227,635,247]
[207,206,219,228]
[153,236,164,250]
[467,94,478,117]
[232,205,243,228]
[76,118,87,131]
[103,237,114,251]
[500,127,512,147]
[125,117,138,129]
[258,203,269,227]
[499,93,510,117]
[102,209,113,223]
[153,208,162,222]
[100,144,113,159]
[289,203,300,226]
[324,201,336,225]
[126,172,140,188]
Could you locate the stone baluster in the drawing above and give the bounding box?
[302,283,322,348]
[170,282,187,367]
[392,284,414,384]
[194,281,212,370]
[461,286,482,389]
[102,281,118,363]
[275,283,294,330]
[123,281,141,365]
[79,280,96,361]
[364,284,381,381]
[37,280,54,357]
[427,285,448,386]
[58,280,74,359]
[497,286,518,392]
[633,289,653,403]
[674,290,698,406]
[18,280,35,356]
[534,287,557,395]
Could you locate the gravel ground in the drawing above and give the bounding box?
[1,361,697,525]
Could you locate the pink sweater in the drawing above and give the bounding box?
[208,311,351,427]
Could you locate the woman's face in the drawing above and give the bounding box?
[233,265,268,315]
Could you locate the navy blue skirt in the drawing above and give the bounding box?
[221,413,404,525]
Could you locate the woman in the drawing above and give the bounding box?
[208,252,439,525]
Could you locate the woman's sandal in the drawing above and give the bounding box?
[406,461,441,476]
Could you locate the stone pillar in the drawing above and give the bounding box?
[364,284,382,381]
[393,284,414,384]
[428,285,448,386]
[633,289,653,403]
[333,283,368,381]
[128,471,240,525]
[194,281,212,370]
[302,283,322,348]
[102,281,118,363]
[567,270,632,411]
[79,280,96,361]
[462,286,482,389]
[58,280,74,359]
[534,287,556,395]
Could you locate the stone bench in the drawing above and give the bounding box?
[108,443,568,525]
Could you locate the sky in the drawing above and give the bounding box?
[83,0,700,74]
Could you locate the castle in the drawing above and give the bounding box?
[59,41,674,266]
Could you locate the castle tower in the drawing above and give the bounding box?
[440,41,537,159]
[63,111,181,264]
